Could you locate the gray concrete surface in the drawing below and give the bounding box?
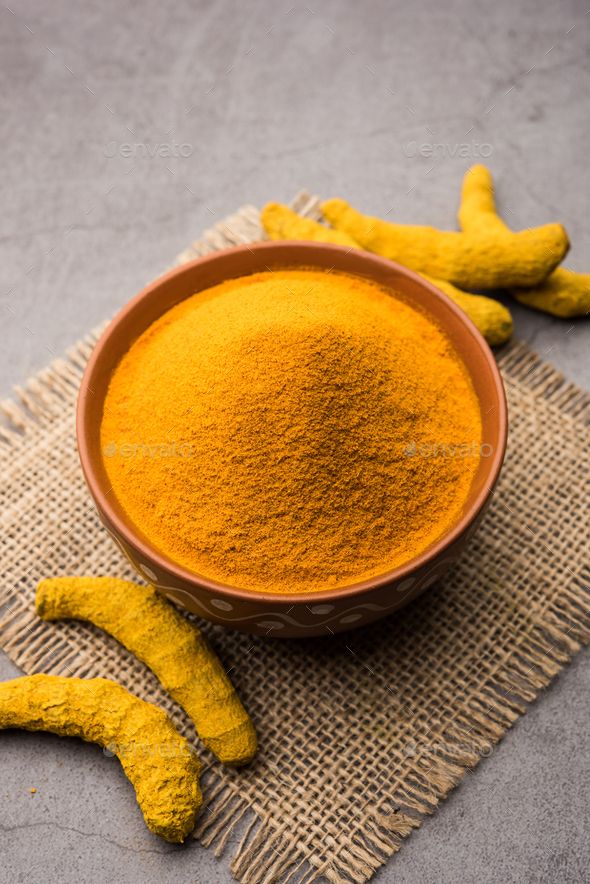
[1,0,589,882]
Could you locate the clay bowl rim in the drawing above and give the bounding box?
[77,240,508,607]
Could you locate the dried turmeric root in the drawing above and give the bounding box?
[262,202,358,248]
[459,165,589,318]
[420,275,513,346]
[512,267,590,318]
[0,675,201,843]
[261,202,513,345]
[458,164,511,235]
[322,197,568,290]
[37,577,257,766]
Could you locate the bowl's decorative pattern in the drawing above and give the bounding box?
[95,508,483,636]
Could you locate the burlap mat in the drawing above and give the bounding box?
[1,194,589,884]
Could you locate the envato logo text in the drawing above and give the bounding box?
[403,141,493,159]
[104,141,194,159]
[102,441,193,459]
[404,441,493,459]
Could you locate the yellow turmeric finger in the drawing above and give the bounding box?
[262,202,359,247]
[512,267,590,318]
[0,675,201,843]
[36,577,257,767]
[322,197,568,290]
[261,203,512,345]
[458,164,510,234]
[421,275,513,346]
[458,165,590,318]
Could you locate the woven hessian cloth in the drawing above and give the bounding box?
[1,194,589,883]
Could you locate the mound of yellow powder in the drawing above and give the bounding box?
[101,270,482,593]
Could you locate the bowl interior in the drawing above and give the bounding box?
[78,241,507,602]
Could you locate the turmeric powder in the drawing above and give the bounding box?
[261,203,513,345]
[0,675,201,843]
[459,164,590,318]
[322,197,568,289]
[101,270,482,593]
[36,576,257,766]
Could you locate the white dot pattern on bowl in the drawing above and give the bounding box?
[210,598,234,611]
[139,563,158,582]
[310,604,335,615]
[396,577,415,595]
[421,573,439,591]
[339,613,363,624]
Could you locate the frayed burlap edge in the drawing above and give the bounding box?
[1,193,589,884]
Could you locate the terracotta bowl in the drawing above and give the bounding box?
[77,241,507,638]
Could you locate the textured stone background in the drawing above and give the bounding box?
[1,1,589,882]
